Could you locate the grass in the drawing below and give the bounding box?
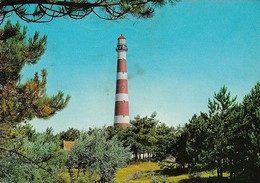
[57,168,100,183]
[115,162,229,183]
[115,162,160,183]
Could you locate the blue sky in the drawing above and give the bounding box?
[12,0,260,133]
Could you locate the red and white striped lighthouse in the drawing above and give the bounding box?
[114,34,130,128]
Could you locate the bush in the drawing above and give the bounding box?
[125,170,145,182]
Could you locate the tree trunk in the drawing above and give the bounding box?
[134,150,138,161]
[229,171,233,179]
[148,153,151,167]
[217,167,220,178]
[68,167,74,183]
[220,168,223,178]
[217,159,223,179]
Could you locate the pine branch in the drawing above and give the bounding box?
[0,0,172,24]
[0,145,53,175]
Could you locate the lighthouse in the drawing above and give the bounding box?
[114,34,130,128]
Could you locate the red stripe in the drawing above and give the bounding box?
[117,59,127,72]
[116,79,128,93]
[115,101,129,115]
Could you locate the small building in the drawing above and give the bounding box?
[63,140,74,151]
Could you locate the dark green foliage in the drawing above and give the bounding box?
[128,113,159,159]
[154,123,176,161]
[237,82,260,179]
[107,113,160,161]
[106,125,127,142]
[174,87,242,177]
[59,128,80,141]
[179,177,258,183]
[107,114,179,162]
[171,83,260,182]
[176,115,207,171]
[173,126,190,168]
[0,21,46,84]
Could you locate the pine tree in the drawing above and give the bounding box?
[0,21,70,179]
[0,126,67,183]
[0,0,180,24]
[203,86,238,178]
[128,113,159,160]
[239,82,260,180]
[59,127,80,141]
[0,20,70,131]
[154,123,176,161]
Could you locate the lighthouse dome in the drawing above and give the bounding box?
[118,34,126,40]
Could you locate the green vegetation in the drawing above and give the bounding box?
[0,21,69,182]
[115,162,229,183]
[0,124,67,182]
[172,85,260,181]
[66,128,132,182]
[59,127,80,141]
[115,162,160,182]
[111,84,260,182]
[0,20,260,182]
[57,168,100,183]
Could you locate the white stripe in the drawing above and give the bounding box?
[114,115,129,123]
[115,94,128,101]
[118,51,126,59]
[117,72,127,80]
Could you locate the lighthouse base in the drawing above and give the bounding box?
[114,123,130,129]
